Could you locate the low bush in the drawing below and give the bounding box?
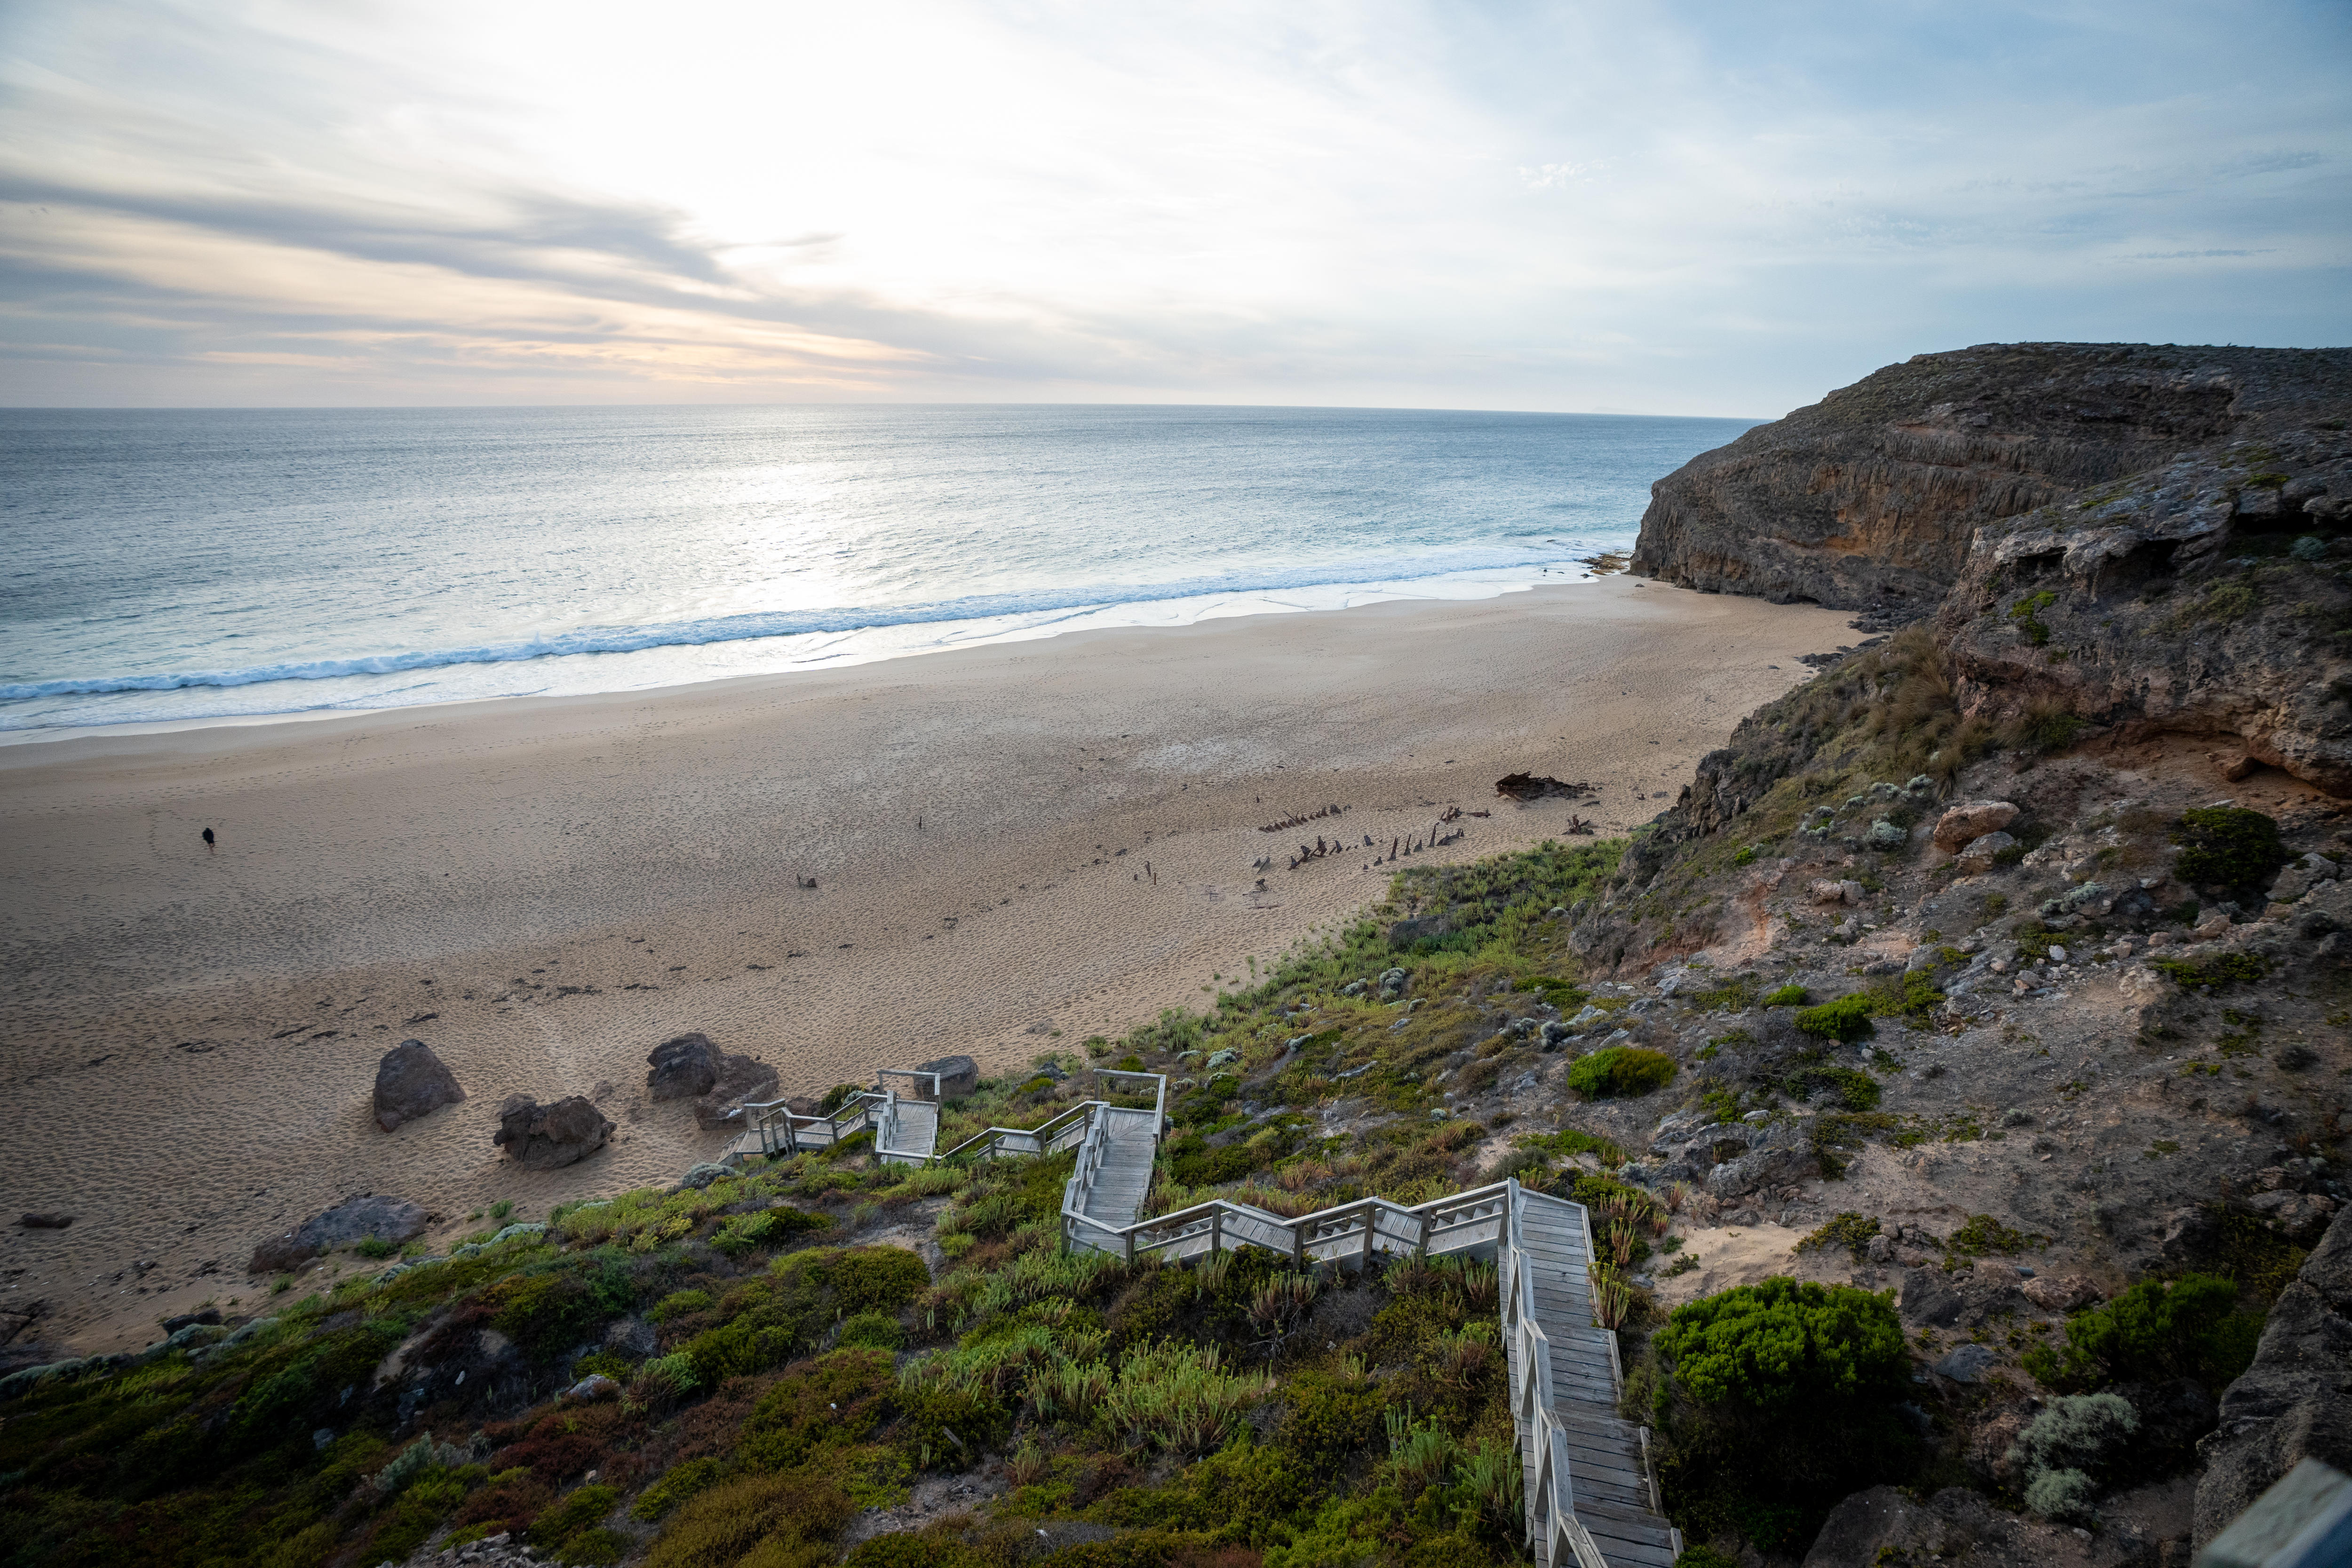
[1793,995,1874,1042]
[1652,1277,1917,1554]
[2023,1273,2252,1390]
[2171,807,2286,895]
[644,1471,853,1568]
[1567,1046,1677,1098]
[1763,984,1808,1007]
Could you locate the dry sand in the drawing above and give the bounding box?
[0,576,1853,1352]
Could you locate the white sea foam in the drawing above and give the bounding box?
[0,404,1748,735]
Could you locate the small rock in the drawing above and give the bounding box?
[17,1212,73,1229]
[2020,1274,2101,1313]
[1932,1343,1999,1383]
[1810,878,1850,904]
[1954,830,2016,875]
[1932,800,2020,853]
[373,1039,465,1131]
[161,1309,222,1333]
[564,1373,621,1401]
[2268,867,2313,904]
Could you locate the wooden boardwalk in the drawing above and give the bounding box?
[1508,1188,1679,1568]
[1068,1107,1160,1249]
[883,1098,938,1163]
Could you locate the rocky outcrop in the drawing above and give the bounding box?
[373,1039,464,1131]
[1632,343,2352,613]
[250,1194,428,1273]
[2194,1204,2352,1549]
[1801,1480,2192,1566]
[1937,425,2352,796]
[491,1095,613,1169]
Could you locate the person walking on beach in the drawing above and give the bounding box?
[202,828,215,852]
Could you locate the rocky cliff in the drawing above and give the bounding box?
[1630,342,2352,614]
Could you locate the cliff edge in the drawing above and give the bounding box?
[1630,342,2352,613]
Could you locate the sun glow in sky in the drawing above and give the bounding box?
[1,0,2347,412]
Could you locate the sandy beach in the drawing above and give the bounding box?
[0,577,1851,1351]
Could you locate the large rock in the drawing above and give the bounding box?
[1955,830,2018,876]
[2195,1203,2352,1550]
[692,1051,779,1130]
[1704,1145,1819,1200]
[1933,799,2020,853]
[646,1034,721,1100]
[373,1039,464,1131]
[915,1055,980,1099]
[1803,1481,2191,1567]
[250,1194,428,1274]
[493,1095,615,1170]
[1631,343,2344,614]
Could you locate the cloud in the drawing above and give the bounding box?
[0,0,2346,412]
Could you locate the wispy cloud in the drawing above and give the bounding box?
[0,0,2345,412]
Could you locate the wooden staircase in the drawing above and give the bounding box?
[1504,1186,1681,1568]
[726,1066,1676,1565]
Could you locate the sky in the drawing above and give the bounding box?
[0,0,2346,415]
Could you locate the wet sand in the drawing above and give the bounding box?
[0,576,1852,1351]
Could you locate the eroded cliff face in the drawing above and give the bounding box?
[1631,343,2352,613]
[1938,427,2352,796]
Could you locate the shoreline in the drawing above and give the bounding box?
[0,560,1613,743]
[0,577,1853,1352]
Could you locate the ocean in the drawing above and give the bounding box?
[0,405,1751,736]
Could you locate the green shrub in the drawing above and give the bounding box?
[632,1457,725,1522]
[2024,1466,2100,1525]
[1797,1213,1880,1260]
[1763,984,1807,1007]
[1655,1277,1907,1411]
[529,1483,620,1552]
[2151,953,2269,990]
[1567,1046,1677,1098]
[651,1289,713,1324]
[2023,1274,2249,1390]
[644,1471,852,1568]
[2007,1393,2137,1482]
[1794,995,1874,1042]
[792,1246,932,1314]
[837,1310,906,1351]
[1945,1213,2034,1257]
[1652,1278,1917,1554]
[2171,807,2285,894]
[1278,1369,1387,1475]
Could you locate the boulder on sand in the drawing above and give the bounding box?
[692,1051,779,1130]
[915,1055,980,1100]
[373,1039,465,1131]
[646,1034,722,1100]
[493,1095,615,1170]
[250,1194,429,1274]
